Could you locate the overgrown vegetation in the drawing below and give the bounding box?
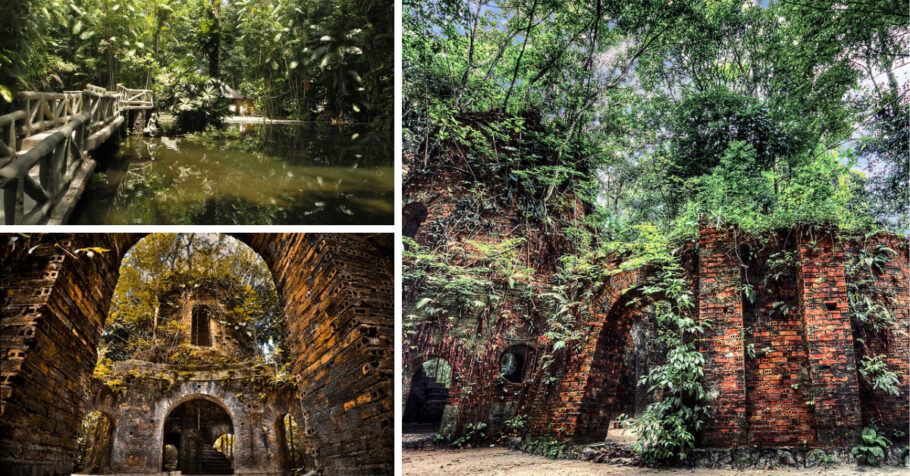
[1,0,392,128]
[100,233,286,367]
[858,355,901,398]
[852,426,893,466]
[165,74,230,132]
[404,0,907,466]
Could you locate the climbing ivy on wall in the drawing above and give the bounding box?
[601,226,709,463]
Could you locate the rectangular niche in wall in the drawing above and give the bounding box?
[192,305,212,347]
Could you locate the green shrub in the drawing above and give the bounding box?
[852,427,892,465]
[858,355,901,397]
[168,74,230,132]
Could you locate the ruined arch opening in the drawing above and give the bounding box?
[575,296,663,443]
[276,413,305,473]
[403,358,452,433]
[73,411,115,474]
[162,397,234,474]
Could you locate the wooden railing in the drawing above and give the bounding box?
[0,113,88,224]
[117,84,154,109]
[0,83,152,224]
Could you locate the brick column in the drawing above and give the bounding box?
[798,230,862,444]
[1,234,135,475]
[698,225,747,446]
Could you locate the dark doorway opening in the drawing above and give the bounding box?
[162,398,233,474]
[403,358,451,433]
[73,411,115,474]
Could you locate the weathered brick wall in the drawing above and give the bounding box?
[739,234,817,446]
[796,228,863,445]
[844,234,910,441]
[402,220,910,449]
[697,226,748,447]
[0,234,138,476]
[1,233,394,475]
[248,233,394,475]
[402,122,584,440]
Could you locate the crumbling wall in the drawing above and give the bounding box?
[85,363,300,473]
[844,234,909,439]
[248,233,394,475]
[739,233,817,446]
[402,217,910,449]
[0,234,138,476]
[402,113,586,441]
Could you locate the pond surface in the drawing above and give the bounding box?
[69,122,392,225]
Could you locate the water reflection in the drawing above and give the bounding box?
[70,123,392,225]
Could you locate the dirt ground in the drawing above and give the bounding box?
[402,447,909,475]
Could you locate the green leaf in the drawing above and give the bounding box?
[0,85,12,103]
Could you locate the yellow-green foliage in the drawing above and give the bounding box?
[100,233,283,365]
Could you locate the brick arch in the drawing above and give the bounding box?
[155,392,240,470]
[156,391,239,471]
[573,290,652,441]
[0,233,393,475]
[533,266,649,441]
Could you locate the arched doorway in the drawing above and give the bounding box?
[403,358,452,433]
[575,296,661,443]
[73,411,115,473]
[162,397,234,474]
[276,413,305,474]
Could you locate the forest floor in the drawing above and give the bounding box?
[402,447,908,475]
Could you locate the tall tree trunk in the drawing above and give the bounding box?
[206,1,221,78]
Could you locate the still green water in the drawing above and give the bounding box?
[70,122,392,225]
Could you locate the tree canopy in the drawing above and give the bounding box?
[1,0,392,126]
[404,0,909,235]
[101,233,284,365]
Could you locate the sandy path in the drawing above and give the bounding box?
[403,447,908,475]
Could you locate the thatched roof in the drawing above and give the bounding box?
[218,82,245,100]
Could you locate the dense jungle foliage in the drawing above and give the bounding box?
[98,233,286,368]
[404,0,907,464]
[0,0,392,126]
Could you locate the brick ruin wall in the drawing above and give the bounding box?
[403,146,586,439]
[83,362,305,473]
[402,183,910,449]
[0,234,137,476]
[249,234,394,475]
[0,233,393,475]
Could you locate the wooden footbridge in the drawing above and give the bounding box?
[0,84,153,225]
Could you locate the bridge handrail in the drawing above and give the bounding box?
[17,91,84,139]
[0,83,153,224]
[0,113,87,225]
[0,110,27,162]
[116,84,154,107]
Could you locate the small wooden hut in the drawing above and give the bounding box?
[220,83,255,116]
